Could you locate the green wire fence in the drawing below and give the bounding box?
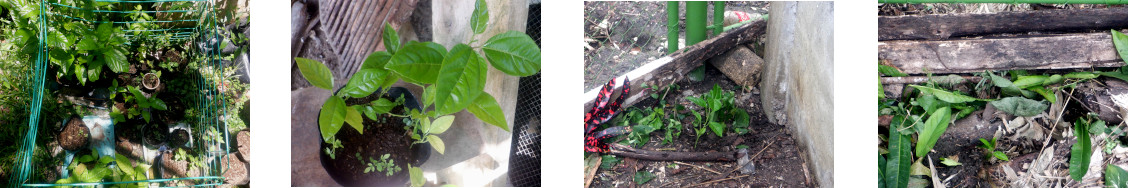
[9,0,230,187]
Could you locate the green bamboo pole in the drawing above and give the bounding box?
[879,0,1127,4]
[685,1,706,46]
[667,1,679,54]
[713,1,724,35]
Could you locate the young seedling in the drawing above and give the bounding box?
[978,137,1009,161]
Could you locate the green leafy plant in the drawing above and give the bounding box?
[684,84,750,146]
[1107,164,1128,188]
[173,148,204,172]
[360,153,402,176]
[977,137,1009,161]
[296,0,538,158]
[123,85,168,123]
[1071,115,1096,181]
[633,171,655,185]
[409,164,424,187]
[55,150,151,187]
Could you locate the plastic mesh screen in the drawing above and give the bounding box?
[507,4,541,185]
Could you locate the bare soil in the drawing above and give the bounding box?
[590,64,813,187]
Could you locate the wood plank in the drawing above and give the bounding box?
[879,7,1128,41]
[582,20,766,111]
[879,33,1125,74]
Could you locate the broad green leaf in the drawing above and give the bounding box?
[1113,30,1128,64]
[435,44,487,115]
[295,57,335,90]
[1107,164,1128,188]
[708,121,724,137]
[878,154,887,188]
[634,171,655,185]
[916,107,951,157]
[989,97,1048,117]
[79,155,94,163]
[482,31,541,76]
[909,85,978,103]
[879,64,908,77]
[915,95,949,116]
[383,24,401,54]
[469,0,489,34]
[910,157,930,176]
[1065,72,1099,79]
[1044,74,1063,86]
[340,68,388,98]
[345,105,364,134]
[1100,71,1128,83]
[410,166,424,187]
[45,29,69,48]
[150,98,168,111]
[362,51,393,70]
[103,47,128,73]
[1070,118,1092,181]
[427,135,445,155]
[116,154,134,176]
[988,72,1036,98]
[96,23,115,39]
[76,36,100,50]
[319,97,347,141]
[940,157,962,166]
[429,115,455,134]
[424,86,437,109]
[468,93,509,131]
[887,121,912,188]
[361,98,398,120]
[993,151,1009,161]
[74,63,86,84]
[386,42,447,84]
[1030,86,1057,104]
[1013,75,1047,89]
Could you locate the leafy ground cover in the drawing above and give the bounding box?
[587,64,812,187]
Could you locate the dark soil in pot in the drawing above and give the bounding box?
[169,129,190,148]
[319,87,430,186]
[143,123,170,147]
[58,116,89,151]
[142,73,160,91]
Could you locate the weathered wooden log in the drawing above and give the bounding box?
[608,144,739,162]
[879,7,1128,41]
[582,20,766,110]
[880,75,981,85]
[879,33,1125,74]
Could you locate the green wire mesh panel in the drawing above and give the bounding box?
[9,0,229,187]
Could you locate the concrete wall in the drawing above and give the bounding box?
[761,2,834,187]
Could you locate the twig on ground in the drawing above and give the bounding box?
[690,174,750,187]
[674,161,721,175]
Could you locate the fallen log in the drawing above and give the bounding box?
[608,144,739,161]
[880,75,981,85]
[582,20,766,110]
[879,32,1125,74]
[879,7,1128,41]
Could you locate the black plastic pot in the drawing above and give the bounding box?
[317,87,430,186]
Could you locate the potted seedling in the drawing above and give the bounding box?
[142,72,160,91]
[59,116,90,151]
[295,0,540,186]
